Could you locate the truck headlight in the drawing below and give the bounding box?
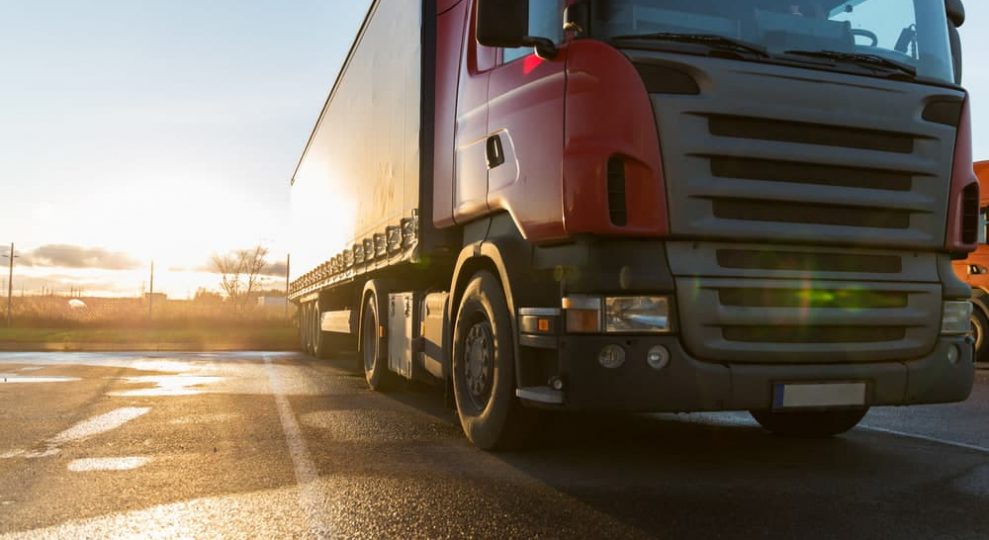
[605,296,671,333]
[941,301,973,335]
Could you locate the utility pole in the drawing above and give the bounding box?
[3,243,17,327]
[148,260,155,322]
[284,254,291,319]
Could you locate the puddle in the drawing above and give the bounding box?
[109,375,223,397]
[68,457,150,472]
[18,367,44,371]
[0,373,80,384]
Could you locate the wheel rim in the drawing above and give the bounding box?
[464,320,494,410]
[972,315,984,354]
[363,300,377,373]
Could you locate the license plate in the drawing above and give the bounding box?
[772,382,867,410]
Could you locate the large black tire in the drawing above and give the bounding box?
[302,303,314,355]
[971,307,988,364]
[298,303,308,352]
[750,408,868,438]
[311,303,334,359]
[361,294,392,390]
[452,271,536,450]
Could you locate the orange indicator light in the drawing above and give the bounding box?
[537,318,550,333]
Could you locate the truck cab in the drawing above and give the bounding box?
[290,0,979,449]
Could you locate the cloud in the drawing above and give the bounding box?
[191,257,287,276]
[263,261,288,277]
[21,244,143,270]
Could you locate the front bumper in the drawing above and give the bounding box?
[530,334,974,412]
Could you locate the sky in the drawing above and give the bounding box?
[0,1,988,299]
[0,0,371,298]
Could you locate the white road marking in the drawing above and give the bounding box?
[1,407,151,459]
[263,355,332,538]
[860,425,989,455]
[50,408,151,445]
[68,457,150,472]
[0,373,79,383]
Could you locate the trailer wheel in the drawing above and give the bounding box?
[307,303,317,356]
[452,270,534,450]
[750,408,868,437]
[302,303,313,355]
[361,294,391,390]
[971,308,988,363]
[298,303,308,353]
[312,303,332,359]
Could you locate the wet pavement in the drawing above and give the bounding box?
[0,352,986,539]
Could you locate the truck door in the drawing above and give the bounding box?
[485,2,567,236]
[453,5,497,221]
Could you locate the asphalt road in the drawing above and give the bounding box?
[0,352,986,539]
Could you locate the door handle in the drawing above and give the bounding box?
[486,134,505,170]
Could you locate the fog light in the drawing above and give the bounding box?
[646,345,670,371]
[942,301,973,335]
[549,376,564,391]
[598,345,626,369]
[947,344,960,365]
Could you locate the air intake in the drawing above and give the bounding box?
[607,156,628,226]
[962,182,980,245]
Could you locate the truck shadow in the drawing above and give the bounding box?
[335,365,987,538]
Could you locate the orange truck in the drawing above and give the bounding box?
[955,160,989,362]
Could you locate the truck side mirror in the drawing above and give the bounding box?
[477,0,528,48]
[946,0,965,27]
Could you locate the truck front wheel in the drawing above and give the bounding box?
[452,271,534,450]
[971,308,988,363]
[750,408,868,437]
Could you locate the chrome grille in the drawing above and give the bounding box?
[676,276,940,364]
[634,53,962,250]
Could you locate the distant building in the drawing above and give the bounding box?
[144,292,167,302]
[257,296,288,308]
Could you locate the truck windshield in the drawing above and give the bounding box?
[592,0,955,84]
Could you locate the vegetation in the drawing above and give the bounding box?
[210,246,273,307]
[0,294,297,351]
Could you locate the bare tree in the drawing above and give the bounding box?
[242,245,269,299]
[211,253,244,301]
[210,246,269,307]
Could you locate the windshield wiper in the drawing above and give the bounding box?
[610,32,770,58]
[783,50,917,78]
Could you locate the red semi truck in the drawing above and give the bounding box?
[289,0,979,449]
[954,161,989,361]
